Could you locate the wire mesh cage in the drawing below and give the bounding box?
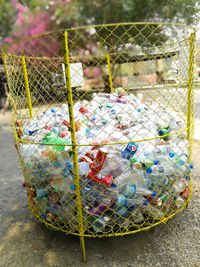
[3,22,196,260]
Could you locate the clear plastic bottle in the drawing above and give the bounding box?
[100,152,124,177]
[144,204,164,220]
[92,216,110,232]
[126,196,149,208]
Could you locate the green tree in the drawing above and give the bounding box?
[0,0,15,40]
[77,0,199,26]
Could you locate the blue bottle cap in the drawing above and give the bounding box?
[154,159,159,165]
[28,130,34,135]
[151,191,157,197]
[144,199,149,205]
[41,213,47,219]
[128,205,136,211]
[146,168,152,174]
[110,183,117,188]
[51,108,56,113]
[70,184,75,191]
[169,152,175,158]
[179,160,185,165]
[189,164,193,169]
[111,109,116,114]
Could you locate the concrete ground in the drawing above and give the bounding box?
[0,112,200,267]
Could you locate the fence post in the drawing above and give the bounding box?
[63,30,86,262]
[106,53,114,93]
[187,32,195,161]
[21,56,33,118]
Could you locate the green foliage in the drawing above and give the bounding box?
[0,0,199,41]
[0,0,15,40]
[77,0,199,25]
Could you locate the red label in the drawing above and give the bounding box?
[90,149,108,174]
[132,146,137,151]
[80,155,93,165]
[79,107,89,114]
[85,147,98,160]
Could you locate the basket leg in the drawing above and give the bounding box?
[80,235,86,262]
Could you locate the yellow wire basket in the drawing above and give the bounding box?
[3,22,196,261]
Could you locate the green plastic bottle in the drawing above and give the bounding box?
[42,132,69,151]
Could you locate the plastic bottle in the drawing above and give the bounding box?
[144,204,164,220]
[131,208,145,223]
[92,216,110,232]
[172,178,187,194]
[100,152,123,177]
[174,196,185,208]
[121,142,138,159]
[126,196,149,208]
[78,162,90,177]
[42,132,69,151]
[115,206,131,226]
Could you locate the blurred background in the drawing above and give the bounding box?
[0,0,200,113]
[0,0,200,41]
[0,0,200,81]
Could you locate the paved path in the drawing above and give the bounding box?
[0,112,199,267]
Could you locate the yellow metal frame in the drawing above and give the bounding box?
[187,32,195,161]
[106,53,114,93]
[63,30,86,261]
[21,56,33,118]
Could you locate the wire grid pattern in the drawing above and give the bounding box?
[3,23,195,241]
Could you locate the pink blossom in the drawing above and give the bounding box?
[4,37,13,43]
[93,68,101,78]
[83,68,90,77]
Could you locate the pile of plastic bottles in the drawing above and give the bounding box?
[18,88,193,233]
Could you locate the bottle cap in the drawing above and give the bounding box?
[103,216,110,222]
[155,197,162,207]
[146,168,152,174]
[169,152,175,158]
[130,158,138,165]
[154,159,159,165]
[189,164,193,169]
[41,213,47,219]
[106,103,113,108]
[151,191,157,197]
[51,108,56,113]
[70,184,75,191]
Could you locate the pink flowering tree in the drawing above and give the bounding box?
[3,0,75,56]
